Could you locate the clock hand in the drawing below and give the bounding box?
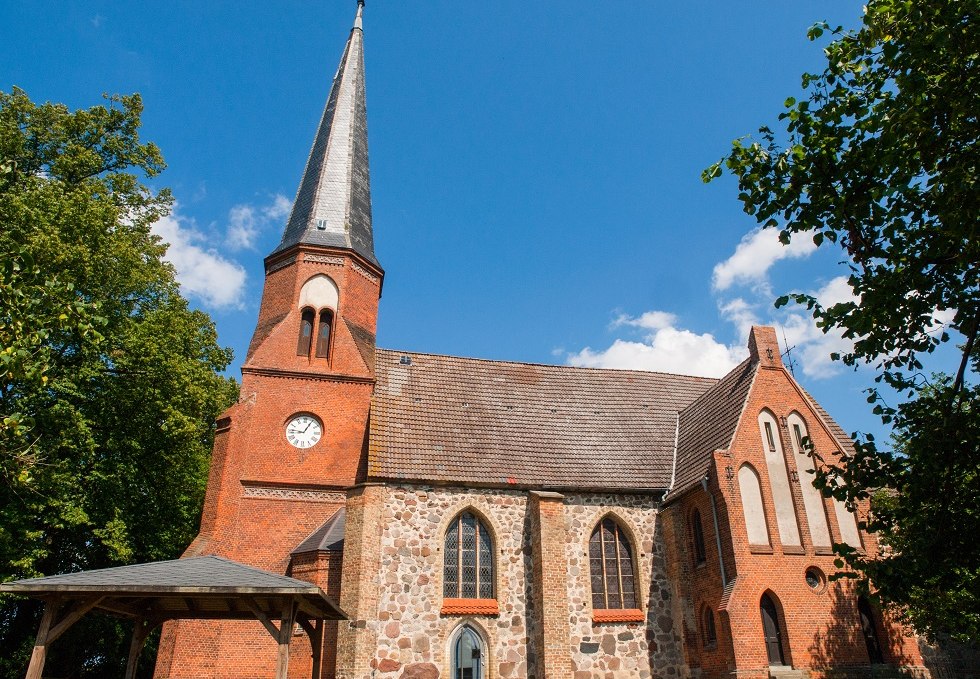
[302,421,312,433]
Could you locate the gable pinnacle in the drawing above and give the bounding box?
[271,1,379,268]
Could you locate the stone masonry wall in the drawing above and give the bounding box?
[360,484,690,679]
[563,493,687,679]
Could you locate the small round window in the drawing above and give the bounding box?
[805,566,826,593]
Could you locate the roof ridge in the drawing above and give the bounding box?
[376,346,720,382]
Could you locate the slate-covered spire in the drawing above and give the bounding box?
[273,0,378,267]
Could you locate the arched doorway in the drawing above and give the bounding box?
[760,593,787,666]
[452,624,484,679]
[857,596,884,664]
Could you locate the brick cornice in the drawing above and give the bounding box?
[241,366,375,385]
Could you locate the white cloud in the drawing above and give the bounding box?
[226,194,292,251]
[773,276,856,378]
[152,209,247,309]
[568,312,745,378]
[712,227,816,292]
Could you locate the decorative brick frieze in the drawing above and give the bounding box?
[241,485,347,503]
[350,261,380,284]
[303,253,346,266]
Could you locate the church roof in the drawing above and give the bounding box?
[669,357,758,499]
[271,1,378,267]
[368,349,716,492]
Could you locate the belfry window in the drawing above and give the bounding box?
[297,308,315,356]
[315,309,333,358]
[691,510,707,565]
[444,512,494,600]
[589,517,637,610]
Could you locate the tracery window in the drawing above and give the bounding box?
[691,509,707,565]
[444,512,494,599]
[589,517,637,610]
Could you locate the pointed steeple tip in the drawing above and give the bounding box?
[354,0,364,30]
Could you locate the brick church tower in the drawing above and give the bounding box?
[154,3,379,676]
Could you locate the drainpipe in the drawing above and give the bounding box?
[702,476,728,587]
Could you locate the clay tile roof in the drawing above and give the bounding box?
[669,357,758,499]
[368,349,716,491]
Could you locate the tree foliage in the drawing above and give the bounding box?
[0,89,238,676]
[705,0,979,641]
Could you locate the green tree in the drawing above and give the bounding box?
[0,89,238,676]
[705,0,979,641]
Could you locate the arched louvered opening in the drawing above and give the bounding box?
[444,511,494,600]
[315,309,333,359]
[589,516,637,610]
[297,308,315,356]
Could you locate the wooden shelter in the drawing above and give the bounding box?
[0,555,346,679]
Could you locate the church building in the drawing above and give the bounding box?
[154,4,929,678]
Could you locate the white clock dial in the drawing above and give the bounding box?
[285,415,322,449]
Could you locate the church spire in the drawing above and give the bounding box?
[272,0,378,267]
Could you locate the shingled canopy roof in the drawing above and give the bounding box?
[1,556,345,679]
[369,349,716,492]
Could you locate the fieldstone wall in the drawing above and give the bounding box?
[563,493,688,679]
[365,484,689,679]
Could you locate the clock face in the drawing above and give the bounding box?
[285,414,322,449]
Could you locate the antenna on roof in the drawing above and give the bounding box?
[780,327,798,378]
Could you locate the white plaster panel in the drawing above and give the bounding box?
[833,499,863,548]
[758,411,802,546]
[739,464,771,546]
[786,413,832,548]
[297,274,339,310]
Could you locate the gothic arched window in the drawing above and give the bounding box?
[297,308,315,356]
[444,512,494,600]
[691,509,707,565]
[589,517,637,611]
[315,309,333,358]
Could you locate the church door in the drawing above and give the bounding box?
[453,626,483,679]
[760,593,786,666]
[858,597,884,664]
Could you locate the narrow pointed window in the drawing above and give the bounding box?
[703,607,717,648]
[692,509,707,565]
[315,309,333,358]
[297,308,315,356]
[442,511,497,614]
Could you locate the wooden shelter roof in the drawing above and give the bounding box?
[0,555,346,622]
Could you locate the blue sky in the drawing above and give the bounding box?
[3,1,915,440]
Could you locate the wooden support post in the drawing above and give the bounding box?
[24,600,58,679]
[124,618,155,679]
[25,597,103,679]
[275,601,298,679]
[298,617,323,679]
